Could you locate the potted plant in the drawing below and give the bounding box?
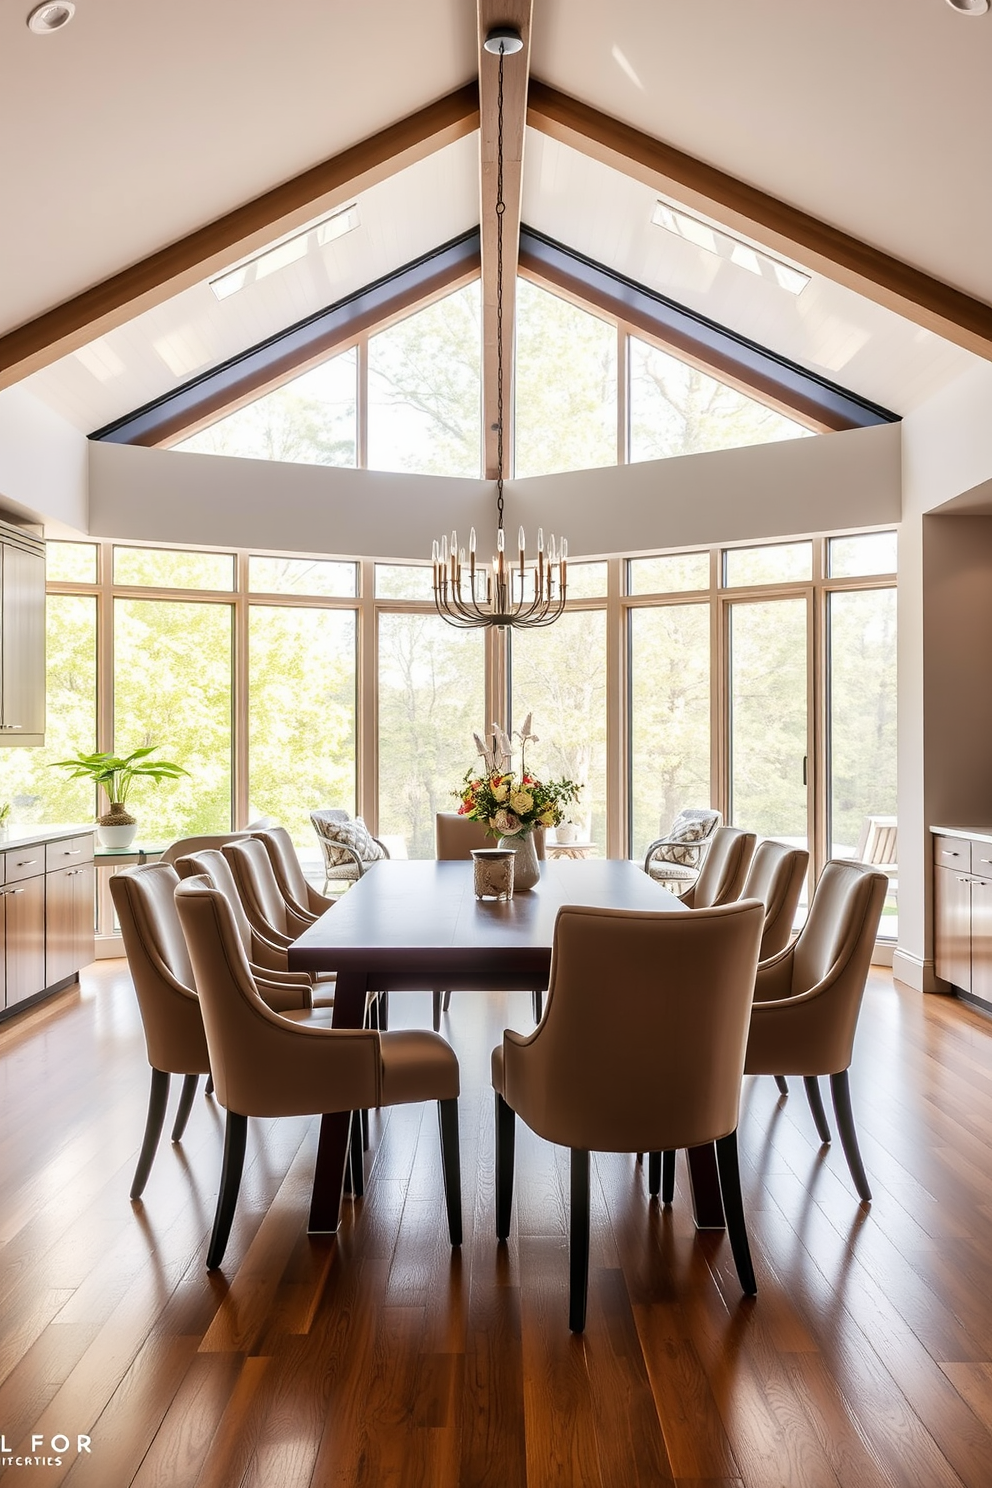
[51,747,189,848]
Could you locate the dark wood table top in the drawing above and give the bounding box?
[289,858,684,986]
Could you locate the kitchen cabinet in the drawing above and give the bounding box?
[0,520,45,748]
[933,829,992,1011]
[0,828,96,1020]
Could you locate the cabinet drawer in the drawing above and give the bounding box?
[4,846,46,883]
[933,836,974,873]
[45,835,94,873]
[970,843,992,878]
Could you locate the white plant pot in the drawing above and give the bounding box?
[97,823,138,849]
[555,824,578,845]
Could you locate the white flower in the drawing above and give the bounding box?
[494,809,521,835]
[510,790,533,814]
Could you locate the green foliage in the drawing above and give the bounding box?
[515,281,617,479]
[50,747,188,810]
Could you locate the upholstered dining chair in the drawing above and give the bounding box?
[110,862,322,1201]
[175,876,462,1269]
[310,809,390,894]
[741,840,810,961]
[643,807,722,890]
[492,898,765,1331]
[160,831,251,866]
[678,825,756,909]
[745,859,887,1201]
[252,825,335,919]
[221,837,312,945]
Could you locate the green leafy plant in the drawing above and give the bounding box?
[0,802,10,827]
[51,747,188,825]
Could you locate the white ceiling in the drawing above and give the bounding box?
[6,0,991,428]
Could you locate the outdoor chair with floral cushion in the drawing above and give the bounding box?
[642,808,722,893]
[310,809,390,894]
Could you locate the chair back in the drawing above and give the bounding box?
[253,825,311,905]
[159,832,250,865]
[854,815,897,870]
[741,840,809,960]
[109,863,209,1075]
[222,837,293,937]
[689,826,756,908]
[172,848,255,959]
[174,878,379,1117]
[435,813,492,860]
[499,899,763,1154]
[309,810,389,880]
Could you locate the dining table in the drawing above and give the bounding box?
[289,857,729,1233]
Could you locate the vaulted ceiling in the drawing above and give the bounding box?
[4,0,990,431]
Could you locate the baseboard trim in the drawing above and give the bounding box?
[871,940,894,967]
[892,948,946,994]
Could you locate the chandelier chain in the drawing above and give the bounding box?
[495,40,506,530]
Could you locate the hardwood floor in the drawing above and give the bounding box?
[1,962,992,1485]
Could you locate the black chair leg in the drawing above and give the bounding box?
[662,1149,676,1204]
[647,1150,661,1195]
[205,1073,214,1097]
[432,991,442,1032]
[829,1070,871,1201]
[361,1107,370,1151]
[171,1073,199,1142]
[376,991,389,1031]
[569,1148,591,1332]
[532,989,544,1022]
[803,1075,832,1144]
[131,1068,170,1200]
[347,1111,365,1197]
[714,1130,757,1296]
[495,1092,516,1240]
[207,1112,248,1270]
[437,1098,462,1245]
[774,1075,789,1096]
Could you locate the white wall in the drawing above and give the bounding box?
[0,384,88,532]
[89,421,901,560]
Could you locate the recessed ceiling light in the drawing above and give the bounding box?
[651,200,811,295]
[27,1,75,34]
[946,0,988,12]
[208,203,361,301]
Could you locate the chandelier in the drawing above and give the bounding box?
[432,26,568,630]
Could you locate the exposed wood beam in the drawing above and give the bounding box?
[527,80,992,362]
[479,1,533,481]
[0,85,479,392]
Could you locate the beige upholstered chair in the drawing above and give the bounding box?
[740,840,810,960]
[174,877,462,1269]
[679,825,756,909]
[221,837,313,945]
[110,862,319,1201]
[310,809,390,894]
[174,848,312,979]
[643,808,722,889]
[252,825,335,919]
[745,859,887,1200]
[492,899,765,1330]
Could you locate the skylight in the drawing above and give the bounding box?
[652,201,810,295]
[209,203,361,301]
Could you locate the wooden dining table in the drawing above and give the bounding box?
[289,858,729,1233]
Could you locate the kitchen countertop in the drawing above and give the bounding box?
[931,826,992,846]
[0,824,94,850]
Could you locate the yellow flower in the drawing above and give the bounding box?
[510,790,533,814]
[539,810,555,826]
[492,783,508,802]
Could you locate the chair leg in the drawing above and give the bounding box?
[361,1107,370,1151]
[532,989,543,1023]
[662,1149,676,1204]
[569,1148,591,1333]
[347,1111,365,1198]
[803,1075,832,1144]
[714,1130,757,1297]
[495,1092,516,1240]
[170,1073,199,1142]
[774,1075,789,1096]
[376,991,389,1031]
[437,1099,462,1245]
[647,1150,661,1196]
[432,991,442,1032]
[829,1070,872,1201]
[207,1112,248,1270]
[205,1073,214,1097]
[131,1068,170,1200]
[442,990,452,1013]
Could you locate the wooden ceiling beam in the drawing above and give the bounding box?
[479,1,533,482]
[0,84,479,392]
[527,80,992,362]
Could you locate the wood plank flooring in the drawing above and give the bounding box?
[1,963,992,1485]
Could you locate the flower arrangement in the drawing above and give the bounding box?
[455,715,581,839]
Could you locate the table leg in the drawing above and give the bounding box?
[686,1142,725,1229]
[307,969,370,1232]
